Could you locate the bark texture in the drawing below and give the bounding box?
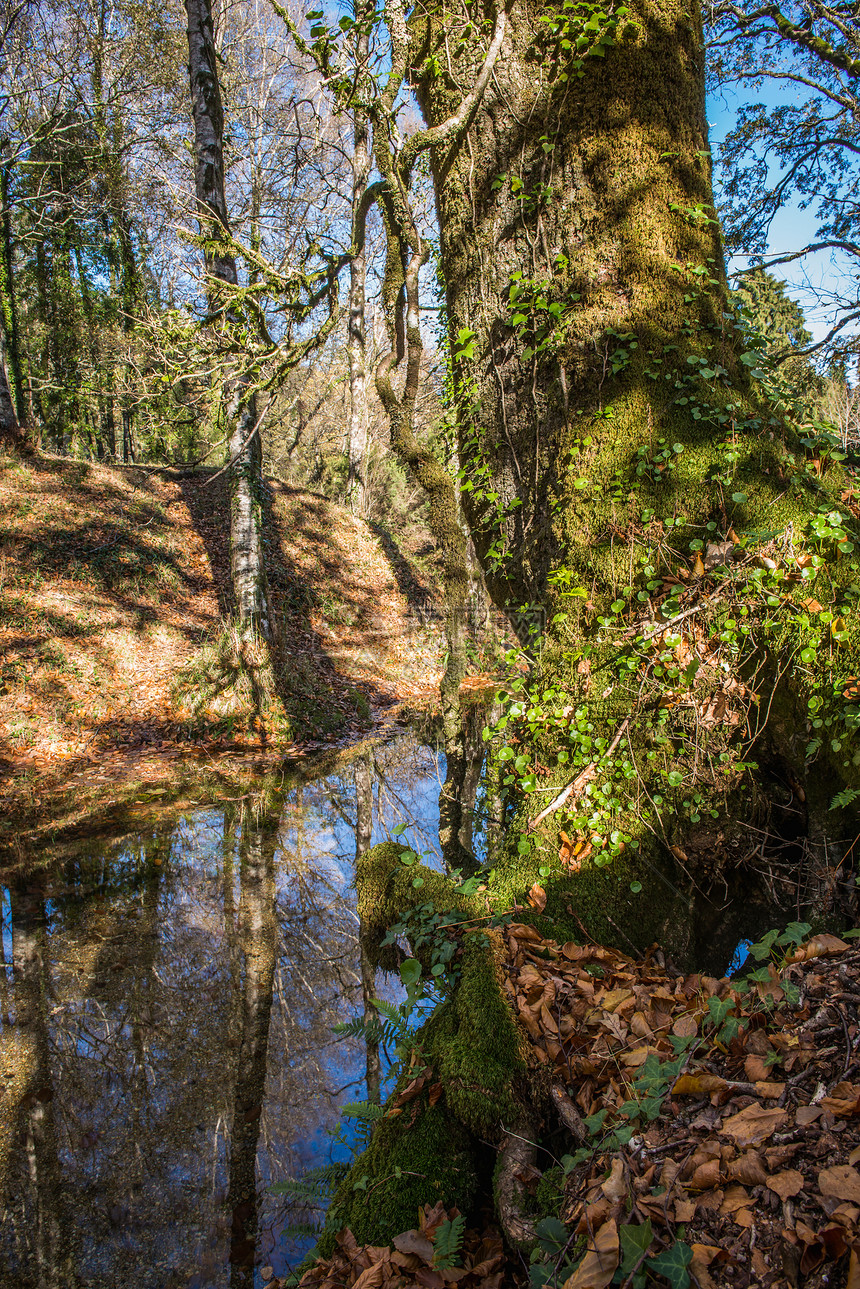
[346,20,371,517]
[414,0,734,606]
[186,0,274,641]
[411,0,860,921]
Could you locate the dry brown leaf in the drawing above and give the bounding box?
[394,1076,427,1107]
[351,1263,387,1289]
[414,1269,445,1289]
[672,1012,698,1039]
[673,1073,728,1097]
[527,883,547,912]
[601,1159,627,1203]
[767,1169,804,1200]
[787,933,850,963]
[687,1159,722,1192]
[720,1185,751,1215]
[753,1080,785,1098]
[562,1219,619,1289]
[674,1199,697,1222]
[819,1165,860,1205]
[743,1054,771,1082]
[727,1151,768,1187]
[720,1104,787,1148]
[392,1232,434,1261]
[821,1082,860,1116]
[847,1249,860,1289]
[796,1105,823,1126]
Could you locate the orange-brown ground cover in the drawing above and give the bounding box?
[0,452,443,850]
[293,930,860,1289]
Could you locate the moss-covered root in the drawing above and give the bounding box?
[319,1103,479,1253]
[326,844,535,1248]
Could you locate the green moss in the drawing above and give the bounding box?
[437,930,527,1133]
[534,1165,565,1220]
[320,1100,479,1251]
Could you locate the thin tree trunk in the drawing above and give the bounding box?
[8,880,75,1288]
[0,162,25,427]
[226,814,277,1287]
[0,329,25,451]
[185,0,274,641]
[346,17,371,516]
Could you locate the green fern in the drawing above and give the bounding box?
[332,1015,368,1039]
[830,786,860,811]
[371,997,409,1029]
[270,1161,348,1201]
[342,1100,387,1122]
[433,1214,465,1269]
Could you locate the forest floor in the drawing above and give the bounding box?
[0,451,449,853]
[299,930,860,1289]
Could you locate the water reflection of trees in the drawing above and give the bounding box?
[0,731,444,1286]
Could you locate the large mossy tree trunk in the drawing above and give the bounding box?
[409,0,860,935]
[414,0,732,605]
[311,0,860,1260]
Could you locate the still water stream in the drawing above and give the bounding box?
[0,715,793,1288]
[0,730,452,1289]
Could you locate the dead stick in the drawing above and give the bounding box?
[528,716,631,831]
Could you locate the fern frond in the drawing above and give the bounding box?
[830,786,860,811]
[342,1100,387,1122]
[332,1016,367,1038]
[433,1214,466,1269]
[270,1161,348,1201]
[371,997,408,1028]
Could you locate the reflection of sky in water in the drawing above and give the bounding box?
[0,732,446,1288]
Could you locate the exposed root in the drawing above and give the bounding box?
[550,1084,588,1146]
[495,1118,538,1248]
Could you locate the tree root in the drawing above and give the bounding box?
[495,1118,538,1247]
[550,1084,589,1145]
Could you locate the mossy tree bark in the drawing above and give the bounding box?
[304,0,860,1258]
[409,0,860,930]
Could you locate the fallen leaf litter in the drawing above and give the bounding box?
[297,927,860,1289]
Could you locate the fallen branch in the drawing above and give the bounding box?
[496,1121,539,1246]
[528,717,631,831]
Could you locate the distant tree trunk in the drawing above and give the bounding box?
[226,816,277,1287]
[8,881,74,1287]
[0,162,25,428]
[185,0,274,641]
[72,241,110,459]
[346,23,371,517]
[0,330,25,451]
[115,207,138,464]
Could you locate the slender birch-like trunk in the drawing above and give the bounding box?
[346,17,371,516]
[185,0,274,641]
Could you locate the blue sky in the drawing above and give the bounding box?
[706,81,852,349]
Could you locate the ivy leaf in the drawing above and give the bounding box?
[620,1219,653,1276]
[647,1241,693,1288]
[535,1216,569,1256]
